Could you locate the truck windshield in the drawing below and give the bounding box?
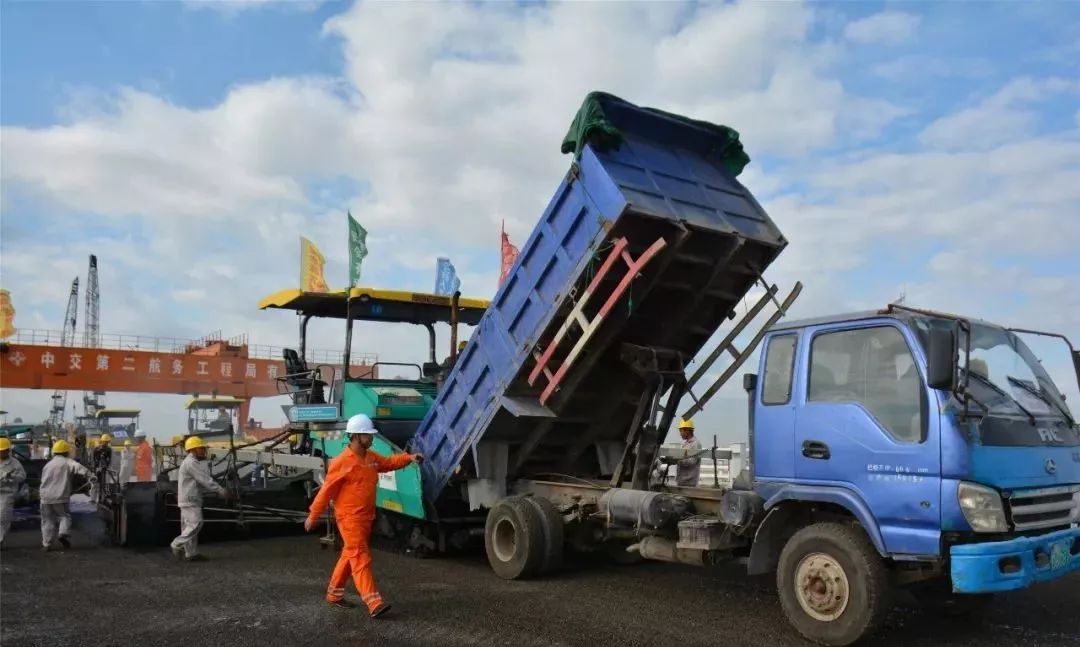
[912,317,1073,422]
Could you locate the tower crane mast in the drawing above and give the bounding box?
[47,277,79,430]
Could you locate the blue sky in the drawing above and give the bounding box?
[2,1,1078,437]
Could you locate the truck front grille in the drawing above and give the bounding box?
[1008,485,1080,531]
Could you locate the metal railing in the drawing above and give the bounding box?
[5,328,377,365]
[247,344,377,366]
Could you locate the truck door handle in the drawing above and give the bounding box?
[802,440,831,460]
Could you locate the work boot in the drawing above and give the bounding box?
[369,602,392,619]
[58,535,71,549]
[42,544,52,552]
[185,554,209,562]
[327,599,356,609]
[171,547,184,560]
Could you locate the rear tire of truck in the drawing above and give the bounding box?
[523,496,564,575]
[777,522,890,647]
[485,497,546,580]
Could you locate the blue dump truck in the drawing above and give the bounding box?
[265,93,1080,646]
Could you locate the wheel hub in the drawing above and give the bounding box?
[492,517,518,562]
[794,552,850,622]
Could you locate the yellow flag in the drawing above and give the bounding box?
[0,289,15,339]
[299,237,329,293]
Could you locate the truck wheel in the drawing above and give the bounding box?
[777,522,890,647]
[524,496,564,575]
[484,497,545,580]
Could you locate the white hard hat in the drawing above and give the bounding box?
[345,414,376,435]
[133,429,147,438]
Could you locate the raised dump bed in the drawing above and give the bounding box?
[412,93,787,501]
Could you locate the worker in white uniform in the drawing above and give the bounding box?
[674,418,702,487]
[118,440,135,485]
[1,437,27,549]
[39,439,96,551]
[170,436,228,562]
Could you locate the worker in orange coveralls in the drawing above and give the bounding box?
[133,429,154,481]
[305,414,422,617]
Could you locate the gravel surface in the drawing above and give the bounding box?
[1,515,1078,647]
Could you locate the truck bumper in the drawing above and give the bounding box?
[950,526,1080,593]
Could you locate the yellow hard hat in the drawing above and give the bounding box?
[678,418,694,430]
[99,434,112,445]
[124,440,133,447]
[184,436,207,452]
[288,434,300,444]
[0,437,11,451]
[52,439,71,454]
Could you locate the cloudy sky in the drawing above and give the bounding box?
[2,1,1078,442]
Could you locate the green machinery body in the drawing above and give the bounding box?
[309,379,435,520]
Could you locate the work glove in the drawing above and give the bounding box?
[412,453,425,465]
[304,517,316,533]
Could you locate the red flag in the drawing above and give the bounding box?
[499,222,520,286]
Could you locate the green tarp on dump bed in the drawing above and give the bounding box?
[561,91,751,177]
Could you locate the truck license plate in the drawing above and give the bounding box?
[1050,543,1068,570]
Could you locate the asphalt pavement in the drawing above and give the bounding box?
[1,516,1078,647]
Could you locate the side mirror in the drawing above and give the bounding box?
[742,373,758,393]
[927,329,958,391]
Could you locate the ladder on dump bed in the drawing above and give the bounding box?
[528,236,668,406]
[681,281,802,420]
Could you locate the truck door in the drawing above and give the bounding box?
[794,321,941,556]
[754,333,799,480]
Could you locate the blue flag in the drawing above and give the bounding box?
[434,257,461,296]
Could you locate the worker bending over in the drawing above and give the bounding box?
[0,437,27,549]
[305,414,422,617]
[170,436,227,562]
[39,440,96,551]
[133,429,154,481]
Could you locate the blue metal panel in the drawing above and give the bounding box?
[753,332,798,480]
[413,155,619,500]
[411,100,788,502]
[787,318,943,557]
[951,526,1080,593]
[969,444,1080,491]
[756,481,888,556]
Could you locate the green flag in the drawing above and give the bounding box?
[348,211,368,287]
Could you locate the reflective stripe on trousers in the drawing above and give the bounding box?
[40,502,72,548]
[170,506,204,558]
[324,518,383,611]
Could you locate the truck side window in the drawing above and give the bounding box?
[762,335,797,405]
[809,326,924,443]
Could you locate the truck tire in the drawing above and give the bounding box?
[484,496,546,580]
[524,496,564,575]
[777,522,890,647]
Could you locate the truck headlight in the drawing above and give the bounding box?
[957,481,1008,533]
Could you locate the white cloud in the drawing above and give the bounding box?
[872,55,993,82]
[843,11,921,45]
[919,77,1080,150]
